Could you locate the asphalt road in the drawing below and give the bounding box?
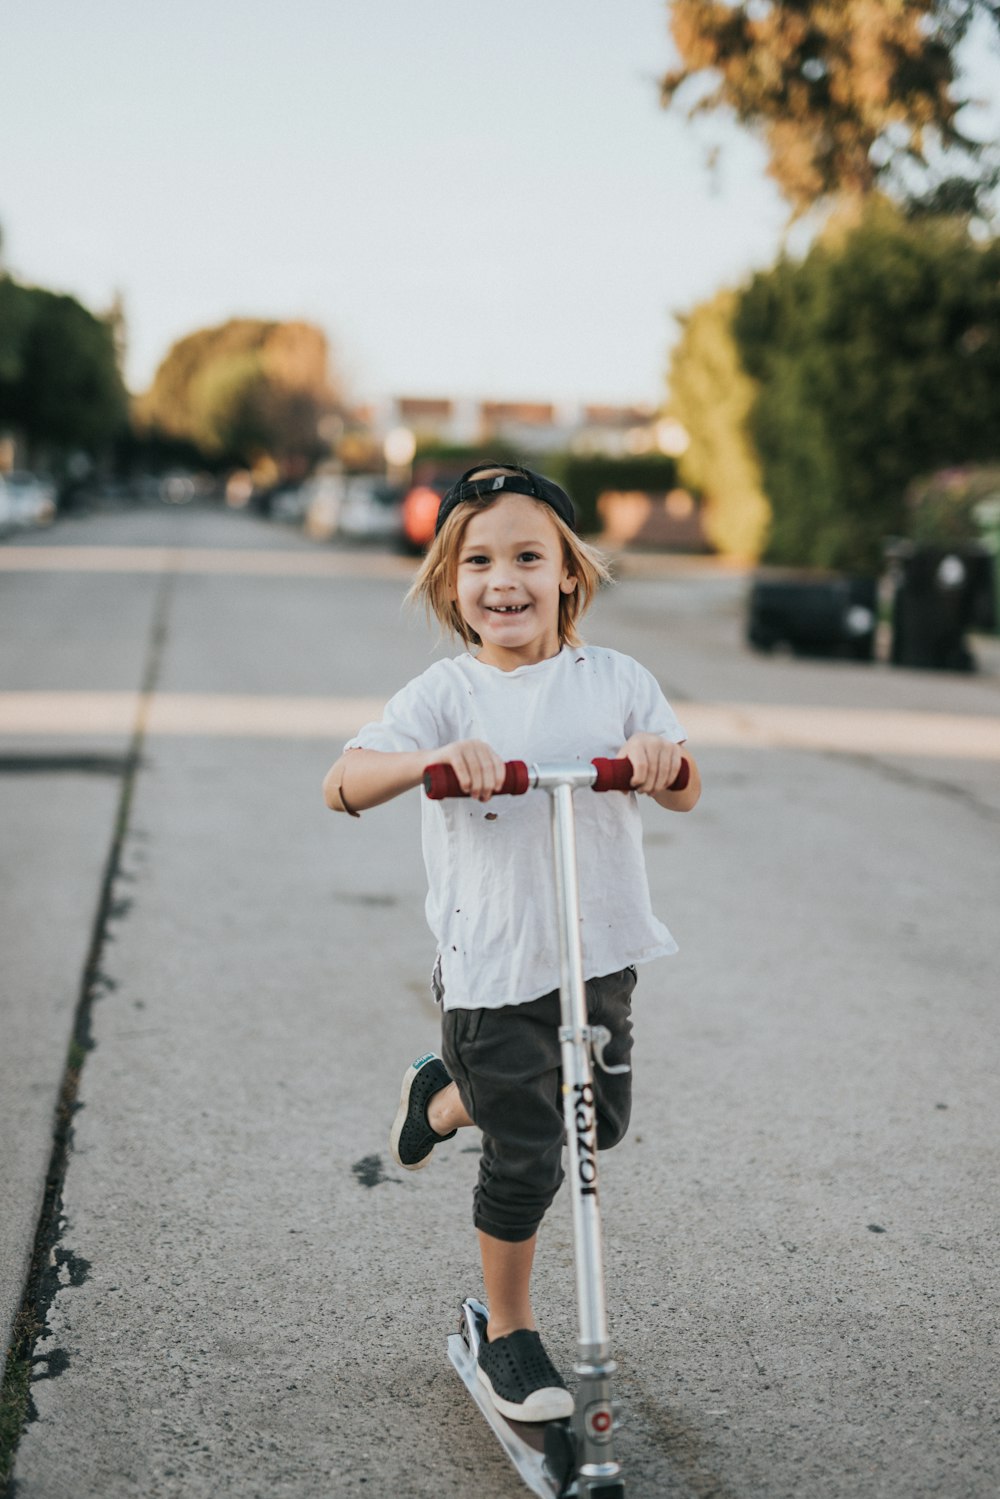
[1,503,998,1498]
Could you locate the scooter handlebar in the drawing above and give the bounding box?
[423,755,690,799]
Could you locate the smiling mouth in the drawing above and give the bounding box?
[487,604,528,614]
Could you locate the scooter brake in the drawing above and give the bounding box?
[590,1024,630,1077]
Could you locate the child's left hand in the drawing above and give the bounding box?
[617,733,685,795]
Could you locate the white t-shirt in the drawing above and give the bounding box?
[344,643,686,1011]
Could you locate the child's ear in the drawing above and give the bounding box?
[560,572,578,594]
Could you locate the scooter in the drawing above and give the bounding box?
[423,754,689,1499]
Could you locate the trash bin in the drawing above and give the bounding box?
[746,572,878,660]
[973,498,1000,634]
[885,540,996,670]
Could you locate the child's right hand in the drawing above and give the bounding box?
[432,740,507,801]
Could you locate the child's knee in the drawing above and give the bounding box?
[473,1109,566,1239]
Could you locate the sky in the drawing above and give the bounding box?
[2,2,997,410]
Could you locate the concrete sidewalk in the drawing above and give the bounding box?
[3,507,998,1498]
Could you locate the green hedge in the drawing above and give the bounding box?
[545,454,679,535]
[733,201,1000,573]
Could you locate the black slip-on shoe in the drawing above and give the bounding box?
[389,1053,456,1171]
[476,1328,574,1423]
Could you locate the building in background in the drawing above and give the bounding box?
[355,396,671,458]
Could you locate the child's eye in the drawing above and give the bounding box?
[518,551,541,563]
[462,554,490,566]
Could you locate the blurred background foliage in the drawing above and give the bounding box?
[662,0,1000,219]
[668,288,771,559]
[672,201,1000,570]
[660,0,1000,570]
[0,277,127,460]
[906,463,1000,543]
[735,201,1000,570]
[134,319,340,472]
[545,454,681,537]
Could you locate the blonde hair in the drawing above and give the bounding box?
[407,466,612,648]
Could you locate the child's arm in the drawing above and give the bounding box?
[323,739,507,815]
[618,732,701,813]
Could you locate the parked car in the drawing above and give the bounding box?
[268,483,310,523]
[400,473,464,552]
[303,473,346,540]
[338,476,404,542]
[1,471,57,528]
[159,471,197,505]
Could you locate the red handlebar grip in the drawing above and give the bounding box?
[591,755,690,793]
[423,760,531,799]
[502,761,531,795]
[423,763,463,799]
[591,756,635,792]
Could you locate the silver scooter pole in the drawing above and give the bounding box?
[535,764,625,1495]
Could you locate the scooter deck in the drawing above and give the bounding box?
[447,1331,564,1498]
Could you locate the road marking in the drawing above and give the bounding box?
[0,693,385,737]
[1,692,999,759]
[0,546,417,579]
[682,702,1000,759]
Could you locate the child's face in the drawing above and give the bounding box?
[451,494,577,669]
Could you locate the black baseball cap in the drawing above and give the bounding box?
[434,463,576,536]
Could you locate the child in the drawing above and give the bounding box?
[323,463,700,1423]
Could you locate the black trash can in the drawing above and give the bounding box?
[885,541,996,671]
[747,572,878,660]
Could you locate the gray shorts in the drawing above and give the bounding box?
[441,967,636,1243]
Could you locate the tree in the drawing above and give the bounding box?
[661,0,997,217]
[733,200,1000,569]
[136,318,340,468]
[0,278,127,458]
[0,278,34,392]
[667,288,771,557]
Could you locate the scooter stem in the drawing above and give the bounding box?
[549,779,610,1358]
[546,772,623,1491]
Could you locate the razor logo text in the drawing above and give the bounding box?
[572,1081,598,1198]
